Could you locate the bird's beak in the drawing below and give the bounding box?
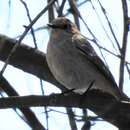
[47,23,57,28]
[47,23,59,29]
[47,23,53,27]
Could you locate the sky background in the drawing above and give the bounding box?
[0,0,130,130]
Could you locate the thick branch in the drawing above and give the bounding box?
[0,34,66,91]
[0,91,130,129]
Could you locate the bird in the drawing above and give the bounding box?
[46,17,129,101]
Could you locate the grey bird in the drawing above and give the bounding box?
[46,17,129,101]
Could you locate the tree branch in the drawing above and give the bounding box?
[0,91,130,129]
[0,75,45,130]
[119,0,129,90]
[0,34,66,91]
[66,108,78,130]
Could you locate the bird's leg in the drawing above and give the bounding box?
[79,80,95,105]
[61,88,75,95]
[84,80,95,95]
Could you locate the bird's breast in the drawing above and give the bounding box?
[46,38,96,91]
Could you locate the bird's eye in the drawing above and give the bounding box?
[63,20,72,31]
[63,24,68,29]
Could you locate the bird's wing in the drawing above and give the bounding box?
[73,35,117,87]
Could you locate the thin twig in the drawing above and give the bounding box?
[68,0,80,30]
[90,1,118,54]
[15,26,48,39]
[20,0,38,48]
[40,79,49,130]
[97,0,121,52]
[0,0,56,75]
[126,63,130,79]
[57,0,66,16]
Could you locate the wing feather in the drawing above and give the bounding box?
[73,35,117,87]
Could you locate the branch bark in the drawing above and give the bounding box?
[0,92,130,129]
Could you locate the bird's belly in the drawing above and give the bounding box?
[47,51,98,93]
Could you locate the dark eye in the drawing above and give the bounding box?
[63,24,68,29]
[63,20,72,31]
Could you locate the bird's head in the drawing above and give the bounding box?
[47,17,79,34]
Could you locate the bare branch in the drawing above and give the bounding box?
[48,0,55,22]
[0,91,130,129]
[20,0,38,48]
[57,0,66,16]
[97,0,121,52]
[68,0,80,29]
[0,76,45,130]
[119,0,129,90]
[66,108,78,130]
